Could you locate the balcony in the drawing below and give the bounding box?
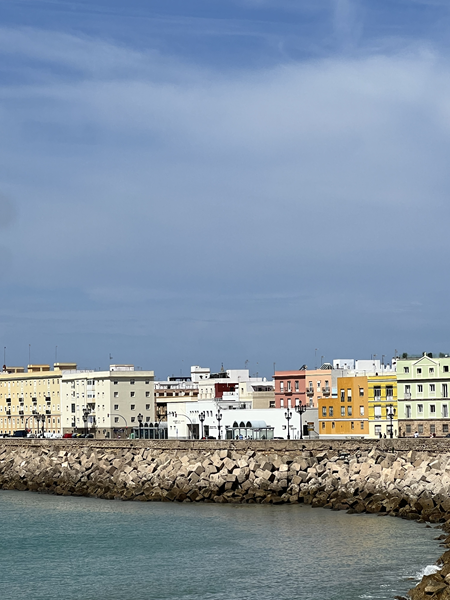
[322,386,331,396]
[45,409,51,415]
[6,397,11,404]
[5,409,11,416]
[306,388,314,397]
[404,393,411,400]
[18,410,24,416]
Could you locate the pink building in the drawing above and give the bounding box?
[273,370,306,409]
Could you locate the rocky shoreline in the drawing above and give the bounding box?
[2,438,450,598]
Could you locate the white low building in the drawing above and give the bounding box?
[166,399,318,440]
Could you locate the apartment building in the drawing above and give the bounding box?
[319,376,369,438]
[0,363,76,436]
[367,374,398,438]
[397,353,450,437]
[61,364,155,439]
[274,369,306,409]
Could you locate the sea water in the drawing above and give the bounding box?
[0,490,442,600]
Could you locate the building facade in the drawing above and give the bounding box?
[397,353,450,437]
[0,363,76,436]
[274,369,306,409]
[367,374,398,438]
[319,376,369,438]
[61,364,155,439]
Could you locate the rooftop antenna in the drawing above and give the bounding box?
[29,344,31,365]
[55,346,58,363]
[3,346,5,365]
[315,348,318,369]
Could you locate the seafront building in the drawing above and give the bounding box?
[319,375,369,438]
[61,364,155,439]
[0,363,76,436]
[367,374,398,438]
[397,353,450,437]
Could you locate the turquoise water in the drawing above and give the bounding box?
[0,490,442,600]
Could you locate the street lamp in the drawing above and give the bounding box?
[386,404,396,439]
[295,403,307,440]
[285,409,292,440]
[82,407,90,436]
[216,408,222,440]
[40,414,46,437]
[199,411,206,439]
[137,413,143,439]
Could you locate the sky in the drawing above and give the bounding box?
[1,0,450,378]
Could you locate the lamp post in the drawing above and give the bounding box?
[295,403,307,440]
[82,407,89,436]
[199,411,205,439]
[137,413,143,439]
[285,409,292,440]
[40,414,46,437]
[216,408,222,440]
[386,404,396,438]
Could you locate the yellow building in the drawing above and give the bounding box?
[319,376,369,438]
[0,363,76,436]
[367,374,397,438]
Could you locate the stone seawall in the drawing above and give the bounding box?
[3,438,450,599]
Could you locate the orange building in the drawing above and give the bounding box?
[319,376,369,438]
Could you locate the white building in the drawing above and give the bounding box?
[166,399,318,440]
[61,364,155,439]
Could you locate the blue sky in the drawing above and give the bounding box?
[1,0,450,378]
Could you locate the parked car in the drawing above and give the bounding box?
[63,433,73,438]
[12,430,29,438]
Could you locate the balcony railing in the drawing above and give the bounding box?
[322,387,331,396]
[306,388,314,396]
[6,397,11,403]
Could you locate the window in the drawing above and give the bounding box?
[130,404,135,410]
[287,381,291,392]
[131,417,135,423]
[332,422,335,429]
[406,405,412,418]
[347,389,352,401]
[375,424,381,435]
[444,384,449,398]
[145,404,150,410]
[295,398,299,406]
[418,424,423,434]
[386,386,393,399]
[347,406,352,416]
[114,404,118,410]
[145,392,150,397]
[340,390,345,402]
[417,404,423,414]
[443,405,448,418]
[114,392,118,398]
[374,406,382,419]
[417,368,422,374]
[430,368,435,374]
[269,401,275,408]
[374,386,381,398]
[360,406,364,416]
[430,384,436,393]
[114,417,119,423]
[145,380,150,384]
[322,407,327,417]
[430,405,436,414]
[359,387,364,397]
[444,424,449,434]
[406,424,411,434]
[280,399,284,407]
[280,382,284,391]
[295,380,299,391]
[321,422,325,429]
[130,379,135,385]
[430,424,436,434]
[417,384,423,393]
[113,381,118,385]
[329,407,333,417]
[360,421,364,430]
[71,403,75,413]
[351,421,354,429]
[341,406,345,416]
[130,392,135,398]
[404,367,409,374]
[445,366,449,373]
[317,381,320,390]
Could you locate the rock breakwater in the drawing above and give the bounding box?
[2,438,450,599]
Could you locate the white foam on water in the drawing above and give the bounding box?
[415,565,441,579]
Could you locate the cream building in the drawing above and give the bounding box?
[0,363,76,436]
[61,364,155,439]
